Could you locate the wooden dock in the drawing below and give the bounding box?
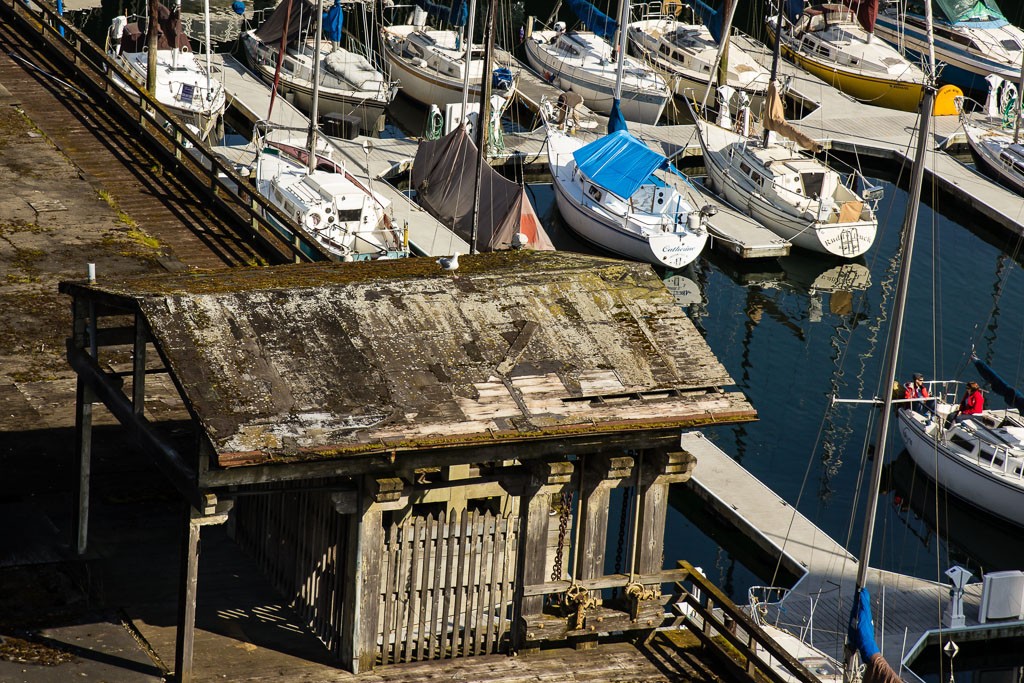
[210,53,469,257]
[680,431,1004,678]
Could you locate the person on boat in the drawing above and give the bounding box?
[848,588,902,683]
[949,381,985,425]
[902,372,933,416]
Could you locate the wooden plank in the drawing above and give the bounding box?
[479,513,497,655]
[382,519,400,664]
[484,514,503,654]
[463,510,483,658]
[440,511,459,659]
[404,516,424,662]
[415,513,434,662]
[451,509,472,657]
[427,509,446,660]
[174,506,201,683]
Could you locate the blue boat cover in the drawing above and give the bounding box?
[415,0,467,27]
[566,0,617,40]
[607,100,628,134]
[935,0,1006,25]
[685,0,722,41]
[973,357,1024,413]
[324,0,344,43]
[573,130,668,199]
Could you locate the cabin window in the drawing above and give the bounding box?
[950,434,975,452]
[1001,39,1021,52]
[337,209,362,222]
[801,171,826,198]
[740,162,752,176]
[587,184,603,202]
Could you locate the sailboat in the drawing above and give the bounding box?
[106,0,226,141]
[896,358,1024,526]
[764,0,926,112]
[626,0,770,109]
[381,0,518,109]
[252,4,407,261]
[687,0,880,258]
[874,0,1024,96]
[543,0,710,268]
[961,73,1024,196]
[242,0,398,135]
[412,1,555,252]
[524,0,670,125]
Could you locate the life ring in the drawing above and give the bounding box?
[305,210,324,231]
[664,0,683,17]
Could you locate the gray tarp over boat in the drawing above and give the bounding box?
[412,126,555,251]
[254,0,317,45]
[121,3,192,52]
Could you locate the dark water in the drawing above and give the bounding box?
[69,0,1024,609]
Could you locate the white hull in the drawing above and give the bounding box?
[695,116,876,257]
[525,29,669,125]
[963,120,1024,196]
[546,129,707,268]
[898,407,1024,526]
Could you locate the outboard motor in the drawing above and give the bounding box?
[107,14,128,54]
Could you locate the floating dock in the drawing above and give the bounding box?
[680,431,1024,680]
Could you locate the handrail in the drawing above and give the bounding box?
[0,0,333,265]
[676,561,821,683]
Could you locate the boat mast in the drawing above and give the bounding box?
[762,0,785,146]
[843,1,937,680]
[460,0,479,116]
[204,0,212,105]
[470,0,495,254]
[701,0,740,109]
[307,0,324,173]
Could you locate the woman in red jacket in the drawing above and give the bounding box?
[951,381,984,424]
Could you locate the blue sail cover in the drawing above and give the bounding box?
[324,0,344,42]
[973,357,1024,413]
[415,0,467,26]
[685,0,722,41]
[573,130,667,199]
[566,0,617,40]
[608,100,628,134]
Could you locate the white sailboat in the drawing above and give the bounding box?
[252,5,407,262]
[106,0,226,141]
[961,73,1024,196]
[687,1,880,259]
[524,0,670,125]
[381,0,517,109]
[764,0,926,112]
[626,0,770,107]
[242,0,397,135]
[543,0,709,268]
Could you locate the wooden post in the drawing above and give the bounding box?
[174,504,201,683]
[577,455,633,580]
[132,313,146,414]
[339,476,392,673]
[512,459,572,652]
[73,375,93,555]
[634,450,694,576]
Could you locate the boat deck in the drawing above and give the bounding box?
[679,431,1018,679]
[210,53,469,257]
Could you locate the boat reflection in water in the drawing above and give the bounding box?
[883,451,1024,577]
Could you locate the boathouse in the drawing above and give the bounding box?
[60,251,758,680]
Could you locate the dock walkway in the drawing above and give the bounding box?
[680,431,995,677]
[210,53,468,257]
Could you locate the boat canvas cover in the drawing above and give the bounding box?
[686,0,723,41]
[412,127,555,251]
[254,0,317,45]
[843,0,879,32]
[414,0,468,27]
[763,81,823,152]
[566,0,617,40]
[121,3,191,52]
[933,0,1006,24]
[573,130,667,200]
[974,357,1024,413]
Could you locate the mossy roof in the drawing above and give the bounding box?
[62,251,755,468]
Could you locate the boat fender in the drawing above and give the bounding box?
[933,85,963,118]
[305,210,324,231]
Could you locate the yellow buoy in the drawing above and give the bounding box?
[933,84,964,116]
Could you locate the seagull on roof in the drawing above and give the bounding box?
[437,252,461,279]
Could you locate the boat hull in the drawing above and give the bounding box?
[524,35,668,125]
[766,26,923,111]
[964,123,1024,197]
[898,409,1024,527]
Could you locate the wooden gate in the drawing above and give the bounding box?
[378,509,518,664]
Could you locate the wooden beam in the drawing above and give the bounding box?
[174,504,201,683]
[73,374,93,555]
[512,459,573,651]
[132,313,147,415]
[340,477,384,674]
[635,449,670,577]
[577,454,632,581]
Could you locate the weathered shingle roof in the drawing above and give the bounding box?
[64,251,754,467]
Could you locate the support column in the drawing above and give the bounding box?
[73,375,94,555]
[576,455,633,581]
[634,449,696,576]
[340,476,401,673]
[175,504,201,683]
[132,313,147,414]
[512,459,573,652]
